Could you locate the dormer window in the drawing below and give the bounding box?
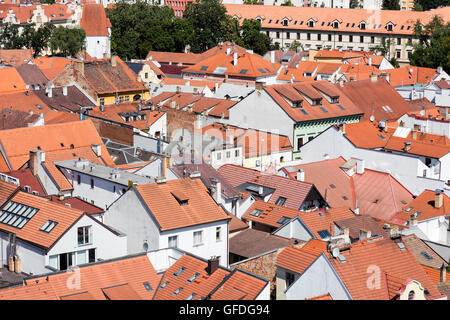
[294,101,303,108]
[311,98,322,106]
[333,21,339,29]
[331,97,339,104]
[307,19,315,27]
[360,21,366,30]
[386,22,394,31]
[282,19,289,27]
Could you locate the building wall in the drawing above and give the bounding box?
[47,215,127,270]
[85,36,110,60]
[397,114,450,139]
[160,220,229,267]
[230,249,281,300]
[228,91,295,141]
[97,90,150,106]
[244,150,293,170]
[417,218,449,245]
[272,219,314,241]
[284,254,352,300]
[275,266,300,300]
[103,188,161,254]
[211,146,244,169]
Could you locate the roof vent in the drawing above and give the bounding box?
[397,242,406,250]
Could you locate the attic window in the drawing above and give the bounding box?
[360,22,366,30]
[420,251,433,260]
[174,267,186,277]
[329,184,336,188]
[333,21,339,29]
[250,209,263,217]
[143,282,152,291]
[308,20,314,27]
[405,207,413,212]
[60,143,65,147]
[200,66,208,71]
[40,220,58,233]
[171,191,189,206]
[160,281,169,289]
[187,273,200,283]
[311,98,322,106]
[0,201,39,229]
[275,197,287,206]
[277,216,290,225]
[258,68,267,74]
[173,288,183,296]
[318,229,331,238]
[275,20,279,24]
[386,23,394,31]
[319,106,328,113]
[239,69,248,74]
[342,196,348,200]
[186,293,197,300]
[282,19,288,26]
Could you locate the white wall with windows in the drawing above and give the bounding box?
[210,146,244,169]
[46,214,127,271]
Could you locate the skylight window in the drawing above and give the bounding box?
[337,104,345,110]
[277,216,291,225]
[258,68,266,74]
[405,207,413,212]
[342,196,348,200]
[250,209,263,217]
[378,134,386,140]
[200,66,208,71]
[240,69,248,74]
[173,288,183,296]
[40,220,58,233]
[186,293,197,300]
[275,197,286,206]
[174,267,186,277]
[319,106,328,113]
[160,281,169,289]
[187,273,200,283]
[0,201,38,229]
[318,230,331,239]
[329,184,336,188]
[421,251,433,260]
[143,282,152,291]
[300,109,308,115]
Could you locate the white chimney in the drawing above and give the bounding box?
[368,57,372,66]
[270,50,275,64]
[233,52,238,66]
[258,185,264,195]
[226,47,231,56]
[359,229,371,240]
[47,86,52,98]
[211,179,222,205]
[62,86,68,96]
[356,158,365,174]
[296,169,305,181]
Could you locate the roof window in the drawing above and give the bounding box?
[250,209,263,217]
[186,293,197,300]
[277,216,290,225]
[40,220,58,233]
[174,267,186,277]
[0,201,39,229]
[318,229,331,238]
[143,282,152,291]
[187,273,200,283]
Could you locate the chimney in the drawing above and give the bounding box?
[342,227,349,238]
[47,86,52,98]
[403,141,411,152]
[59,194,64,201]
[91,143,101,157]
[189,171,201,179]
[339,78,345,87]
[258,185,264,195]
[440,263,447,283]
[8,256,14,272]
[211,178,222,205]
[161,157,168,178]
[255,82,264,91]
[370,73,377,82]
[435,190,443,208]
[409,215,418,227]
[29,150,45,176]
[74,61,84,76]
[355,158,365,174]
[368,57,372,66]
[339,123,346,134]
[359,229,371,240]
[411,130,417,140]
[390,225,399,238]
[111,55,117,67]
[156,176,166,184]
[270,50,275,64]
[13,256,21,274]
[233,52,238,67]
[226,47,231,56]
[62,86,68,96]
[296,169,305,181]
[206,256,220,275]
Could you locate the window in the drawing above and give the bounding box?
[286,272,295,287]
[397,37,401,45]
[250,209,263,217]
[360,36,363,43]
[144,72,148,79]
[282,19,288,26]
[396,51,401,59]
[328,34,332,41]
[275,197,287,206]
[40,220,58,233]
[318,229,331,238]
[286,32,290,39]
[77,175,81,185]
[226,151,231,159]
[277,216,290,225]
[216,152,221,160]
[76,250,87,265]
[235,149,240,157]
[349,35,353,42]
[318,34,321,41]
[360,22,366,30]
[0,201,38,229]
[387,23,393,31]
[307,33,311,40]
[78,226,91,245]
[297,137,304,150]
[308,20,314,27]
[90,178,94,189]
[338,34,342,42]
[143,282,152,291]
[425,157,432,167]
[216,227,221,241]
[174,267,186,277]
[333,21,339,29]
[276,32,280,38]
[193,231,203,246]
[408,290,415,300]
[371,36,375,43]
[168,235,178,248]
[187,273,200,283]
[186,293,197,300]
[297,32,300,40]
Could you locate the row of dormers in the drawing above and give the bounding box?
[251,16,398,31]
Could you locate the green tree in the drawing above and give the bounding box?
[235,19,272,55]
[49,26,86,57]
[413,3,423,11]
[289,40,304,52]
[281,0,293,6]
[409,15,450,73]
[350,0,360,8]
[184,0,229,53]
[382,0,400,10]
[373,37,394,59]
[414,0,449,11]
[243,0,259,4]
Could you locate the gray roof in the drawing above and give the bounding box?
[55,158,153,186]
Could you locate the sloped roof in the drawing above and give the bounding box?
[0,49,32,66]
[8,168,45,195]
[387,66,439,87]
[298,207,356,239]
[401,234,448,269]
[0,90,50,115]
[135,177,231,231]
[80,4,109,37]
[0,67,27,93]
[34,86,94,112]
[276,239,326,274]
[15,64,48,87]
[0,108,40,130]
[334,214,389,240]
[218,164,316,211]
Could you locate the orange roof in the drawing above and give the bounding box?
[0,67,27,93]
[422,266,450,284]
[276,239,326,274]
[183,51,278,79]
[152,254,268,300]
[387,66,439,87]
[80,4,109,37]
[391,190,450,225]
[328,237,443,300]
[44,110,81,125]
[0,120,115,172]
[298,207,356,239]
[87,102,165,131]
[264,80,363,123]
[161,77,222,90]
[224,4,449,36]
[0,182,85,248]
[0,254,161,300]
[135,177,231,231]
[0,49,32,66]
[242,200,304,228]
[0,90,50,115]
[202,123,292,157]
[32,56,77,81]
[307,293,333,300]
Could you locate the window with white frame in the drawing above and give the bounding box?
[193,231,203,246]
[78,226,92,245]
[216,227,221,241]
[168,235,178,248]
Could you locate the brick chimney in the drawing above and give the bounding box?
[411,130,417,140]
[206,256,220,275]
[440,263,447,283]
[111,55,117,67]
[74,61,84,76]
[435,190,443,208]
[29,150,45,176]
[410,214,418,227]
[403,141,411,152]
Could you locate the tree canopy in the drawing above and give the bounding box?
[409,15,450,73]
[382,0,400,10]
[235,19,272,55]
[49,26,86,57]
[414,0,449,11]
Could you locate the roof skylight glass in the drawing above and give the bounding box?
[0,201,38,229]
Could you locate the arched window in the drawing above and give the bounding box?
[133,94,141,101]
[333,21,339,29]
[408,290,415,300]
[282,19,289,27]
[360,22,366,30]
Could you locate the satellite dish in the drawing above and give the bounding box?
[369,115,375,122]
[332,248,340,258]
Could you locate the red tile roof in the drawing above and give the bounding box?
[386,66,440,87]
[391,190,450,225]
[0,67,28,93]
[44,195,104,215]
[422,266,450,284]
[0,49,32,66]
[0,254,161,300]
[135,177,231,231]
[276,239,326,274]
[218,164,318,211]
[7,168,45,195]
[80,4,109,37]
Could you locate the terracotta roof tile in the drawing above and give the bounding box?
[0,67,28,93]
[7,168,45,195]
[80,4,109,37]
[401,234,448,269]
[0,49,32,66]
[135,178,230,231]
[209,269,268,300]
[276,242,323,275]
